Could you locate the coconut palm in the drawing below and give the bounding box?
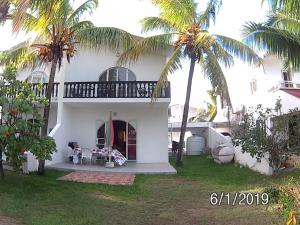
[117,0,260,166]
[262,0,300,14]
[243,2,300,70]
[191,90,217,122]
[1,0,134,174]
[205,90,218,122]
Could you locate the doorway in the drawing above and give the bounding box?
[97,120,136,160]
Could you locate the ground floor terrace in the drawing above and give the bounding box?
[47,102,171,169]
[47,161,176,174]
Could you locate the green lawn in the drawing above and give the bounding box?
[1,155,299,225]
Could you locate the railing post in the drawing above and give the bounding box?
[37,81,171,99]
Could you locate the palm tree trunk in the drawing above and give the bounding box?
[37,55,58,175]
[0,150,4,179]
[176,53,197,166]
[0,1,10,22]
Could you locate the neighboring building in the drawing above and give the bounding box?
[16,47,171,166]
[241,54,300,113]
[262,55,300,113]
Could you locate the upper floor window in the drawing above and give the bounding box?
[26,71,48,83]
[99,67,136,82]
[282,71,292,82]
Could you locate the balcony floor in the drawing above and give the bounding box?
[47,162,176,175]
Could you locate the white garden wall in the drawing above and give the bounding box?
[208,127,273,175]
[207,127,233,150]
[234,146,273,175]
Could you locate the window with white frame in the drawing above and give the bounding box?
[99,67,136,82]
[26,71,48,83]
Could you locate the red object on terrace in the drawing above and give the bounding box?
[282,89,300,99]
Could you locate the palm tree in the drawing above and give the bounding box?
[243,0,300,70]
[262,0,300,14]
[117,0,260,166]
[1,0,135,174]
[191,90,217,122]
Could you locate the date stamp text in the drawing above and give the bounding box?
[210,192,269,206]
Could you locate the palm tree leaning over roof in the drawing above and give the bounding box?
[0,0,135,175]
[243,0,300,70]
[117,0,260,166]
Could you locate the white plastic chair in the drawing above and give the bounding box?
[73,154,79,164]
[81,148,92,165]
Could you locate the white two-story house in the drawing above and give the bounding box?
[16,46,171,167]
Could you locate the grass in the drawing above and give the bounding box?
[0,155,299,225]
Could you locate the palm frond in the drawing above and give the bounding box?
[210,42,234,68]
[200,49,232,108]
[75,27,135,52]
[0,43,39,69]
[67,0,98,25]
[152,0,197,30]
[21,12,51,36]
[198,0,222,29]
[11,0,30,32]
[117,33,176,66]
[266,10,300,32]
[263,0,300,15]
[243,22,300,70]
[194,31,216,50]
[140,17,177,33]
[152,46,183,100]
[70,20,94,33]
[215,34,261,66]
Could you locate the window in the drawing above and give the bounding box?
[282,71,292,82]
[99,67,136,82]
[26,71,48,83]
[282,70,293,88]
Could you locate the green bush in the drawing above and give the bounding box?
[263,186,280,204]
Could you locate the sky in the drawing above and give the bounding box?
[0,0,269,110]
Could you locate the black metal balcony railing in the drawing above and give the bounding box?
[64,81,170,98]
[32,83,59,98]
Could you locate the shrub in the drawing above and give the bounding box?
[233,101,300,173]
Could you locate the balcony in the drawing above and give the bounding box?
[32,81,170,99]
[270,81,300,92]
[64,81,170,98]
[32,83,60,98]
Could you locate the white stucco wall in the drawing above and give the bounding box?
[49,103,169,164]
[46,104,73,165]
[16,66,63,83]
[64,48,167,82]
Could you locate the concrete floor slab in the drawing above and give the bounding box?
[47,162,177,175]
